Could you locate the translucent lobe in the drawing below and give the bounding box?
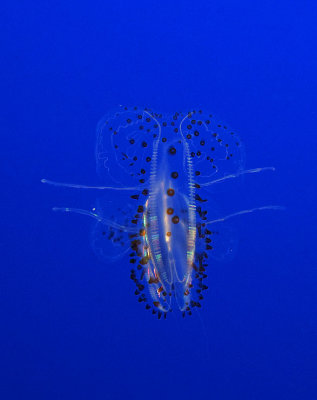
[90,195,138,262]
[179,110,245,182]
[95,106,161,187]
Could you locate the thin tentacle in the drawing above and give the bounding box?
[41,178,144,191]
[52,207,139,233]
[206,205,285,225]
[200,167,275,187]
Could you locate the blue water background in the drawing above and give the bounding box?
[1,1,316,399]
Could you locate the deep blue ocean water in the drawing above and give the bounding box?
[1,1,317,399]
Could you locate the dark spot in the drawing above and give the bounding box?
[194,130,199,136]
[163,122,167,127]
[146,157,151,162]
[167,208,174,215]
[127,118,132,123]
[168,146,176,155]
[196,151,201,156]
[140,256,149,265]
[187,125,192,130]
[172,215,179,224]
[137,206,144,213]
[195,194,207,202]
[133,156,138,161]
[191,152,195,157]
[129,139,135,144]
[186,134,192,139]
[171,171,178,179]
[174,128,178,133]
[137,115,142,119]
[200,140,205,146]
[162,137,167,143]
[146,117,151,122]
[142,189,149,195]
[195,171,201,176]
[166,232,171,237]
[167,188,175,196]
[142,141,147,147]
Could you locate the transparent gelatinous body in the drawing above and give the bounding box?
[42,106,282,319]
